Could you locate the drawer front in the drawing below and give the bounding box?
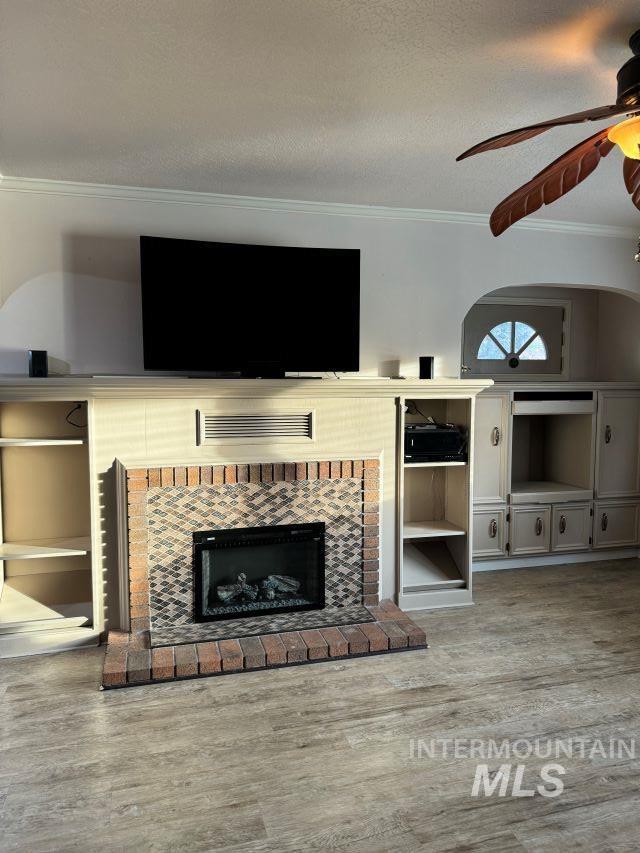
[551,503,591,553]
[473,508,506,558]
[593,502,640,548]
[510,505,551,556]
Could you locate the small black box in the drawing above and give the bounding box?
[419,356,434,379]
[28,350,48,378]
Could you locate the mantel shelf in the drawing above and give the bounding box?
[0,438,84,447]
[0,537,91,560]
[403,521,466,540]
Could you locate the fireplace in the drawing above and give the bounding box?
[193,522,325,622]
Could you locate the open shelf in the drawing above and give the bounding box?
[0,585,91,634]
[0,402,94,655]
[403,460,467,468]
[402,540,466,592]
[403,520,465,540]
[0,438,84,447]
[511,481,593,505]
[0,537,91,561]
[400,396,471,606]
[510,411,594,505]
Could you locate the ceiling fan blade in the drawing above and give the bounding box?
[457,104,635,161]
[489,128,615,236]
[623,156,640,209]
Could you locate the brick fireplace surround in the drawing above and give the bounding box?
[102,458,427,688]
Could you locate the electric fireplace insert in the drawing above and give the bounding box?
[193,522,325,622]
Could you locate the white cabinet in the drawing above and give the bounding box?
[473,507,507,558]
[473,393,508,504]
[550,503,591,553]
[593,501,640,548]
[596,391,640,499]
[510,505,551,556]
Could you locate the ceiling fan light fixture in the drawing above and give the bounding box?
[607,116,640,159]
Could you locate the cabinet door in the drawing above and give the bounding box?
[551,503,591,553]
[473,508,506,558]
[596,392,640,498]
[510,505,551,556]
[473,394,508,504]
[593,502,639,548]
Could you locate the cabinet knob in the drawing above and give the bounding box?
[491,426,500,446]
[601,512,608,532]
[489,518,498,538]
[605,425,612,444]
[535,517,543,536]
[559,515,567,534]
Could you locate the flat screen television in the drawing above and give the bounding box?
[140,236,360,374]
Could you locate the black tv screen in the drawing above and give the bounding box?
[140,236,360,373]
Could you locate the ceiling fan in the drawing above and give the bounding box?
[457,28,640,236]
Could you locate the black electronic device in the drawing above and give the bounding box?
[140,236,360,375]
[419,356,434,379]
[28,350,48,378]
[404,422,467,463]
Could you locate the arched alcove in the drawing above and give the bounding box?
[462,284,640,382]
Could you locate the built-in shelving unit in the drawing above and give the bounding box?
[398,396,473,609]
[510,406,595,506]
[0,401,97,657]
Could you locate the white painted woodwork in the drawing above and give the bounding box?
[510,410,595,504]
[398,395,474,610]
[550,503,591,553]
[403,520,465,540]
[0,537,90,560]
[510,482,593,505]
[510,505,551,556]
[472,507,507,558]
[0,401,93,657]
[511,400,594,416]
[401,541,466,591]
[472,393,508,504]
[0,377,489,648]
[0,585,91,634]
[404,460,467,468]
[596,391,640,499]
[592,501,640,549]
[0,438,85,446]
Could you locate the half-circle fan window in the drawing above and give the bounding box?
[477,321,547,368]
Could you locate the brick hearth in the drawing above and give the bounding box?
[102,600,427,688]
[106,457,425,688]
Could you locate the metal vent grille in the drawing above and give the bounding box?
[197,411,314,445]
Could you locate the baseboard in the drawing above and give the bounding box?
[473,548,640,573]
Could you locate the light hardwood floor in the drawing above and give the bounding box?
[2,560,640,852]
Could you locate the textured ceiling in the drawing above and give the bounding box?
[2,0,640,226]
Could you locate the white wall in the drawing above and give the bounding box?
[1,183,640,378]
[596,290,640,381]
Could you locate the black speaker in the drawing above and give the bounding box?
[419,356,434,379]
[28,350,48,378]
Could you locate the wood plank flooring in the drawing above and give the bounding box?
[2,559,640,851]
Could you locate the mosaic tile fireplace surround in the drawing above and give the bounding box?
[128,459,380,638]
[101,458,427,687]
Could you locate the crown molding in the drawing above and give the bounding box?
[0,175,636,239]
